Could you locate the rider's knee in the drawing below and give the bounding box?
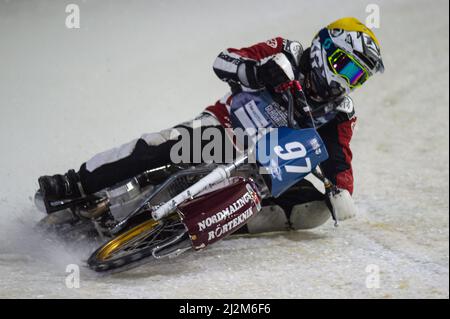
[290,201,330,230]
[245,200,331,234]
[246,205,290,234]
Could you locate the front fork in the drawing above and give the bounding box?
[312,167,339,227]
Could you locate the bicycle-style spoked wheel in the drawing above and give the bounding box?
[87,215,189,272]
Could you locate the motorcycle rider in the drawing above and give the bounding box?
[37,17,384,231]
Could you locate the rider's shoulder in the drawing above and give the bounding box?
[280,39,304,66]
[335,96,356,121]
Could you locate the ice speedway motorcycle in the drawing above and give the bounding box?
[35,81,339,272]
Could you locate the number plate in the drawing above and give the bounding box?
[255,127,328,197]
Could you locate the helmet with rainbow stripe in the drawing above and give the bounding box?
[308,17,384,100]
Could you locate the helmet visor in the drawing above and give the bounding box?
[328,49,369,88]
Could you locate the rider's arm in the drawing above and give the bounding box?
[212,38,303,89]
[317,100,357,195]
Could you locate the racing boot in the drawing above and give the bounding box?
[38,169,84,201]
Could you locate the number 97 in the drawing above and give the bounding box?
[274,142,312,173]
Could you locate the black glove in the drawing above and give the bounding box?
[257,54,295,89]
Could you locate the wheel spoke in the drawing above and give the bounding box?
[102,220,185,260]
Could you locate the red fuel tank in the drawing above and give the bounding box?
[178,177,262,250]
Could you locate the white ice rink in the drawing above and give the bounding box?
[0,0,448,298]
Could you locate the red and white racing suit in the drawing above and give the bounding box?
[77,38,357,221]
[206,37,357,195]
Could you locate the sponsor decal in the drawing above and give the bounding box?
[180,179,261,249]
[309,138,322,155]
[245,100,270,128]
[207,207,255,241]
[266,38,278,49]
[219,52,240,65]
[197,191,253,232]
[264,103,288,127]
[267,159,283,181]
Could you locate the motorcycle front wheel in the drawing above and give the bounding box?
[87,214,190,272]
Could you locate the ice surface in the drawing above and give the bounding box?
[0,0,448,298]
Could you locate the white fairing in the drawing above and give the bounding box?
[329,189,357,221]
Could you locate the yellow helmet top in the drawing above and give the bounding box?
[327,17,381,47]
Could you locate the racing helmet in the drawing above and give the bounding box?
[307,17,384,101]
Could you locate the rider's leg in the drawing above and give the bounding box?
[78,128,179,194]
[38,114,226,199]
[235,179,330,234]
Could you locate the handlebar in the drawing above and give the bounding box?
[275,80,310,130]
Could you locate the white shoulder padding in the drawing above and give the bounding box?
[335,96,354,114]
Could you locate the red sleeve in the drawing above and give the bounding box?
[213,37,301,88]
[335,117,357,194]
[318,116,357,195]
[227,37,284,61]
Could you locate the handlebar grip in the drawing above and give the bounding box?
[275,80,303,93]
